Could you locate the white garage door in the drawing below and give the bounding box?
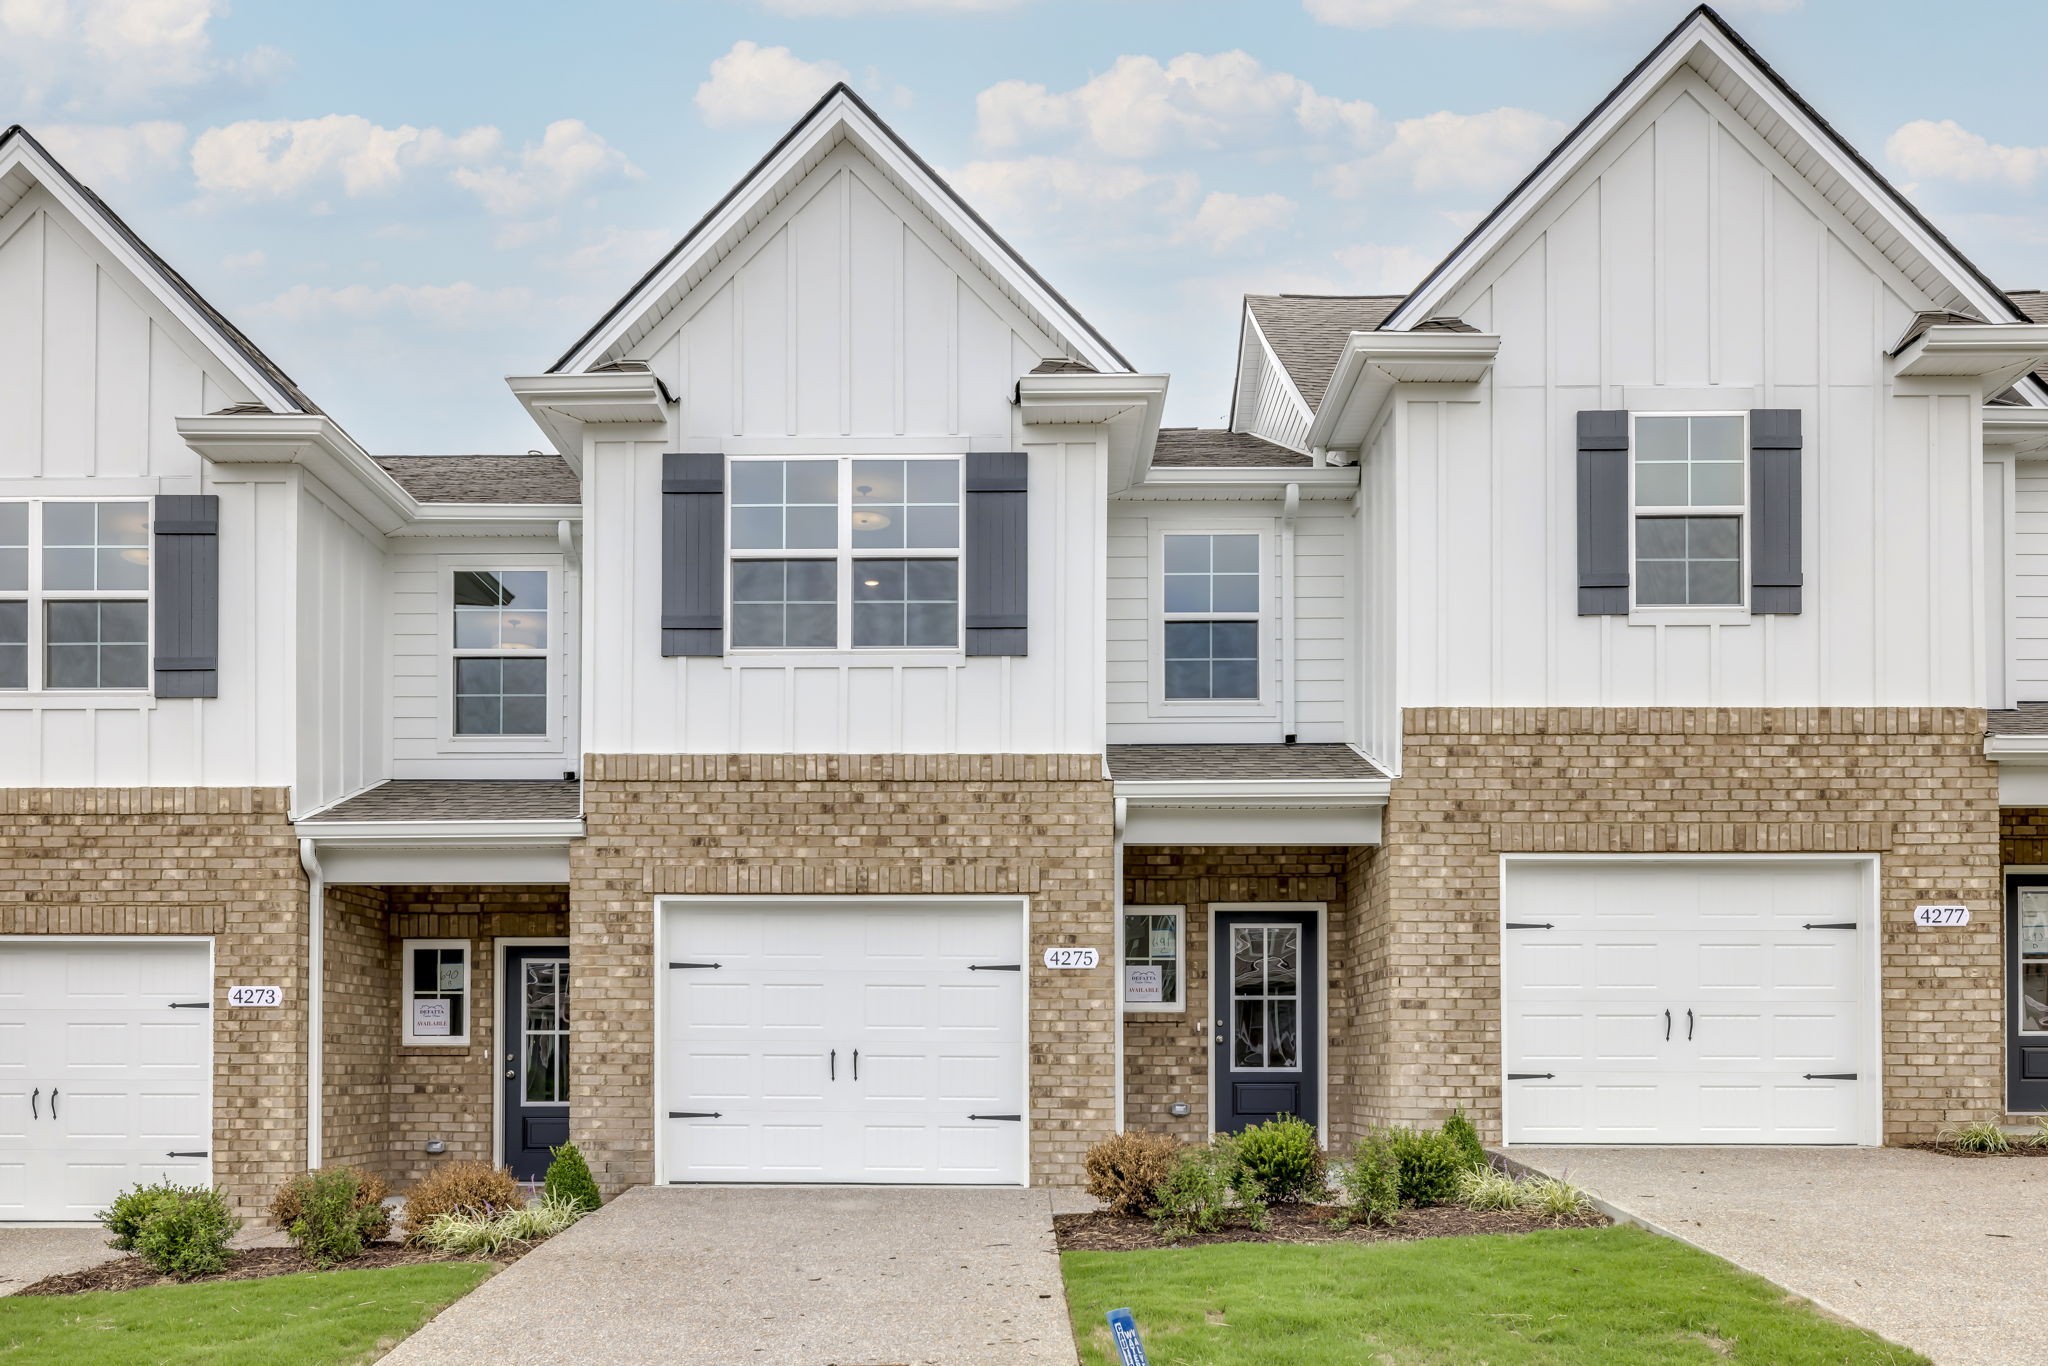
[661,901,1027,1184]
[1502,860,1874,1145]
[0,940,213,1220]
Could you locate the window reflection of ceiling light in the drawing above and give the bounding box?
[863,578,880,588]
[852,510,891,531]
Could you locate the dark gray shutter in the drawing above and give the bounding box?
[661,452,724,656]
[152,494,219,698]
[1749,408,1802,615]
[963,451,1027,656]
[1576,410,1629,615]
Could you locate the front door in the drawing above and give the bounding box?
[503,946,570,1181]
[1212,911,1319,1132]
[2009,877,2048,1112]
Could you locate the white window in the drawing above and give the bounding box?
[728,457,961,651]
[1122,906,1185,1012]
[1162,532,1260,700]
[0,499,150,692]
[1632,414,1745,608]
[401,939,472,1046]
[452,569,549,736]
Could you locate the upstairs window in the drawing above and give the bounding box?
[0,499,150,691]
[452,569,548,736]
[728,457,961,650]
[1162,532,1259,700]
[1632,414,1745,607]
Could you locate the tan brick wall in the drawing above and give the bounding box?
[0,788,306,1214]
[322,884,392,1178]
[1367,707,2003,1143]
[1120,847,1348,1144]
[573,754,1116,1192]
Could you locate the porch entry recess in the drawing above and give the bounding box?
[2007,876,2048,1113]
[502,945,569,1180]
[1212,910,1320,1132]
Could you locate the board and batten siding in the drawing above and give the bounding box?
[1355,418,1398,770]
[294,482,386,812]
[1396,68,1984,709]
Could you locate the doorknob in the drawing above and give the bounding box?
[1214,1018,1226,1045]
[504,1068,514,1079]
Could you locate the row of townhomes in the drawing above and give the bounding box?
[11,5,2048,1219]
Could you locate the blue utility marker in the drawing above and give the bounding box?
[1105,1307,1150,1366]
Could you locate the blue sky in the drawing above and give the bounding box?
[8,0,2047,450]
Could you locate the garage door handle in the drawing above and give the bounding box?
[1664,1009,1671,1041]
[168,1001,210,1009]
[1802,1073,1858,1081]
[28,1088,35,1119]
[969,963,1021,971]
[852,1049,859,1081]
[667,961,721,970]
[1803,922,1857,931]
[49,1089,56,1119]
[167,1151,208,1158]
[1506,1073,1554,1081]
[1686,1009,1694,1041]
[968,1113,1022,1121]
[1504,922,1553,931]
[668,1111,722,1119]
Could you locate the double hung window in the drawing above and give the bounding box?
[1162,532,1259,700]
[1632,414,1745,608]
[452,569,549,736]
[0,499,150,691]
[728,457,962,650]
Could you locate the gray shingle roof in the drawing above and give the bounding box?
[1153,428,1310,469]
[1029,356,1097,375]
[1244,294,1403,411]
[2005,291,2048,395]
[1106,744,1387,782]
[373,455,581,505]
[301,779,582,823]
[1989,704,2048,738]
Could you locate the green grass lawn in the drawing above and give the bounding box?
[1063,1226,1925,1365]
[0,1262,494,1366]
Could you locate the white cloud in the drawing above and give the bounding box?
[253,281,534,329]
[951,155,1199,246]
[1886,119,2048,190]
[451,119,640,215]
[191,115,501,198]
[695,41,849,127]
[1331,241,1436,291]
[977,51,1377,158]
[1179,191,1296,253]
[558,225,675,275]
[1321,107,1563,195]
[220,247,264,272]
[1304,0,1799,28]
[759,0,1022,11]
[0,0,286,115]
[32,120,185,180]
[492,217,560,250]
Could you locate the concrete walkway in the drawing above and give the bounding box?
[1511,1146,2046,1366]
[383,1185,1076,1365]
[0,1227,118,1295]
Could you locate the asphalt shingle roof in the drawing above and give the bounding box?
[1106,744,1386,782]
[1989,704,2048,738]
[1028,356,1097,375]
[1152,428,1310,469]
[1243,294,1404,411]
[301,779,582,823]
[373,455,581,505]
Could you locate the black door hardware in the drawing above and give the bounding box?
[168,1001,210,1009]
[852,1050,859,1080]
[1664,1009,1671,1041]
[967,1113,1022,1121]
[29,1087,36,1119]
[968,963,1021,971]
[49,1089,56,1119]
[1506,1073,1555,1080]
[1802,1073,1858,1081]
[1686,1009,1694,1041]
[167,1151,208,1158]
[1504,922,1554,930]
[667,1111,723,1119]
[667,961,722,970]
[829,1049,835,1081]
[1803,922,1857,931]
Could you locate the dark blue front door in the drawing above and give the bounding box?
[1212,911,1319,1132]
[503,946,570,1180]
[2009,876,2048,1113]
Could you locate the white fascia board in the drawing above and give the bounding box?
[394,502,583,539]
[295,819,585,842]
[1017,372,1169,495]
[178,412,417,534]
[1385,15,2027,337]
[1123,804,1381,846]
[1985,736,2048,762]
[1306,332,1502,451]
[1984,408,2048,455]
[506,372,671,467]
[1116,467,1359,502]
[1893,325,2048,393]
[1114,777,1389,806]
[315,840,572,886]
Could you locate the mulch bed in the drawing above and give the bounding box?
[1055,1201,1608,1252]
[1910,1141,2048,1160]
[17,1239,536,1297]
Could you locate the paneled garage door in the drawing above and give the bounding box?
[0,940,213,1220]
[1502,859,1875,1145]
[660,901,1027,1184]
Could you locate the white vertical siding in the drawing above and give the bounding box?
[1356,419,1398,770]
[295,482,386,812]
[2007,460,2048,701]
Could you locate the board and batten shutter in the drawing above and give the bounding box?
[963,451,1028,655]
[1575,410,1630,615]
[661,452,724,656]
[151,494,219,698]
[1748,408,1803,614]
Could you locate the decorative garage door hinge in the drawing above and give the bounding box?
[1802,1073,1858,1081]
[1503,923,1553,931]
[167,1151,208,1158]
[968,963,1022,971]
[1802,922,1857,930]
[666,961,721,970]
[168,1001,211,1009]
[667,1110,721,1119]
[967,1113,1022,1121]
[1506,1073,1554,1081]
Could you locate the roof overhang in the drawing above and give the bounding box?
[1115,467,1358,502]
[1114,778,1388,846]
[1015,371,1169,494]
[506,371,672,469]
[1307,332,1504,453]
[1892,324,2048,394]
[296,819,581,884]
[1985,735,2048,763]
[1984,408,2048,458]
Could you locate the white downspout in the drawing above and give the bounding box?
[299,838,323,1170]
[1281,482,1300,742]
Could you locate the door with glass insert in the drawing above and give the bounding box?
[2009,878,2048,1112]
[503,946,570,1180]
[1212,912,1319,1132]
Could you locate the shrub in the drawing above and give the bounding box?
[1944,1120,2013,1154]
[1441,1108,1487,1172]
[2032,1118,2048,1150]
[282,1168,393,1267]
[1340,1132,1399,1227]
[100,1183,184,1251]
[271,1166,391,1241]
[542,1143,603,1214]
[1523,1176,1591,1220]
[400,1160,524,1243]
[416,1195,584,1257]
[1233,1115,1326,1205]
[1152,1139,1266,1240]
[1083,1131,1180,1217]
[1386,1127,1467,1207]
[1455,1165,1525,1212]
[130,1186,240,1280]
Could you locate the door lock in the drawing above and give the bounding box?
[504,1068,515,1079]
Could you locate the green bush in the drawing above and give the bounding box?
[100,1183,184,1251]
[1441,1108,1487,1171]
[542,1143,603,1213]
[1944,1120,2012,1154]
[1523,1176,1591,1220]
[1455,1165,1525,1211]
[1152,1138,1266,1240]
[130,1186,240,1279]
[2032,1118,2048,1150]
[1233,1115,1326,1204]
[1340,1132,1400,1227]
[285,1168,391,1267]
[416,1196,585,1257]
[1387,1127,1467,1206]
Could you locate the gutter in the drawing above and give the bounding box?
[1112,776,1391,807]
[1985,735,2048,762]
[292,819,586,843]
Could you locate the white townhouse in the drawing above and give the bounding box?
[6,4,2048,1218]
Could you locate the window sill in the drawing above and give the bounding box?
[721,650,967,668]
[1122,1002,1187,1015]
[399,1038,473,1049]
[0,690,158,709]
[1627,607,1753,628]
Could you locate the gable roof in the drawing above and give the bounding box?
[550,83,1130,377]
[1379,4,2039,403]
[373,454,580,505]
[0,125,317,415]
[1243,295,1403,412]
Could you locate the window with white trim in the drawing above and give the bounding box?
[1122,906,1185,1012]
[1632,414,1745,607]
[728,456,961,650]
[401,939,471,1046]
[1162,532,1259,700]
[452,569,549,736]
[0,499,150,692]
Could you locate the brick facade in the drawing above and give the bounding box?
[572,753,1116,1192]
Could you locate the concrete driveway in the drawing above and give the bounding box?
[382,1185,1076,1365]
[1511,1146,2046,1366]
[0,1227,118,1295]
